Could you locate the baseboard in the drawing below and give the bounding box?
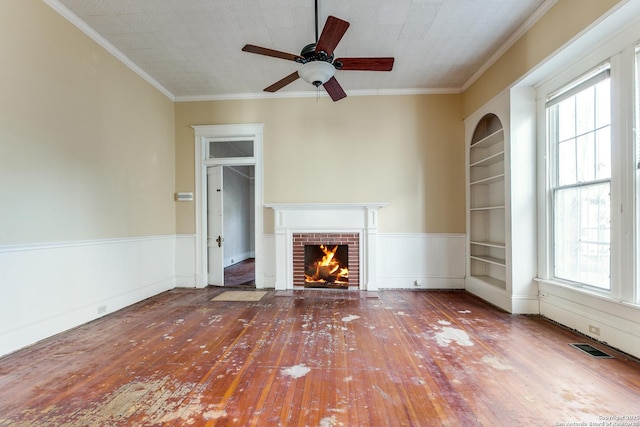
[378,278,465,289]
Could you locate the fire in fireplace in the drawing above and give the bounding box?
[304,244,349,288]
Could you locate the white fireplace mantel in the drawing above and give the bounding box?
[265,203,387,291]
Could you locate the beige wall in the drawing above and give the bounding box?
[0,0,176,245]
[175,94,464,234]
[462,0,623,117]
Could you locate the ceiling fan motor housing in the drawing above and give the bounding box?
[299,43,334,63]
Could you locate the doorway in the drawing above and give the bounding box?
[207,165,255,287]
[192,124,264,289]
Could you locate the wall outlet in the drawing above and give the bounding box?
[97,305,107,315]
[588,325,600,336]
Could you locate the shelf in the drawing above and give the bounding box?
[470,129,504,149]
[470,205,505,211]
[470,151,504,167]
[470,255,506,267]
[470,174,504,186]
[470,275,507,289]
[470,240,506,249]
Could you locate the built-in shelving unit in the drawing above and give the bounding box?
[464,90,537,315]
[468,114,506,290]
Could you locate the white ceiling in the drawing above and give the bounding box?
[50,0,552,101]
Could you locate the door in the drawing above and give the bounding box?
[207,166,224,285]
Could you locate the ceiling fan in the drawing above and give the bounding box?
[241,0,394,102]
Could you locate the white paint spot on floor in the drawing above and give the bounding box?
[397,311,407,316]
[344,376,353,382]
[342,315,360,323]
[435,327,473,347]
[438,320,451,326]
[203,409,227,419]
[482,355,512,370]
[458,310,471,314]
[281,364,311,379]
[319,415,339,427]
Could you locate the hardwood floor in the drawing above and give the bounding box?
[1,289,639,426]
[223,258,255,287]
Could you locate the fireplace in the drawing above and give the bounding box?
[266,203,386,291]
[305,245,348,287]
[293,233,359,289]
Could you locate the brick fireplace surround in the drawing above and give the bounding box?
[292,232,360,289]
[265,203,386,291]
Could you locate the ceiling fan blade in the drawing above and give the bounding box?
[323,76,347,102]
[335,57,395,71]
[264,71,300,92]
[242,44,303,62]
[315,16,350,57]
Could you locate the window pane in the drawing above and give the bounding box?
[558,138,576,186]
[576,133,595,182]
[595,79,611,128]
[554,182,610,289]
[209,140,254,158]
[558,98,576,142]
[575,86,595,136]
[595,127,611,180]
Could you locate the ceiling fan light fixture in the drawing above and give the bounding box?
[299,61,335,87]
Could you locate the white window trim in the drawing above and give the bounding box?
[536,32,639,304]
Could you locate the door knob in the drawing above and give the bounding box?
[216,235,223,247]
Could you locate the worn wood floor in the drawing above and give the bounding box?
[223,258,255,287]
[0,289,639,426]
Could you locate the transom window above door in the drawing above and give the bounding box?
[208,140,254,159]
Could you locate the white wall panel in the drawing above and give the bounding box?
[377,233,466,289]
[0,235,176,357]
[175,234,196,287]
[539,281,640,359]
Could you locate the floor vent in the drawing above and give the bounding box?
[570,343,614,358]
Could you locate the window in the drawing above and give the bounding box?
[546,66,611,290]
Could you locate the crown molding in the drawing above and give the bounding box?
[461,0,560,91]
[174,87,461,103]
[42,0,176,101]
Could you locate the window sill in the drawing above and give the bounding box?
[534,277,640,311]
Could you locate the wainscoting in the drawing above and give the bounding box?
[175,233,465,290]
[1,232,465,357]
[538,280,640,359]
[257,233,465,289]
[0,235,177,356]
[376,233,466,289]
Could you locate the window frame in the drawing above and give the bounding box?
[537,44,638,304]
[546,65,612,291]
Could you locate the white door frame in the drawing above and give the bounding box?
[192,124,264,288]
